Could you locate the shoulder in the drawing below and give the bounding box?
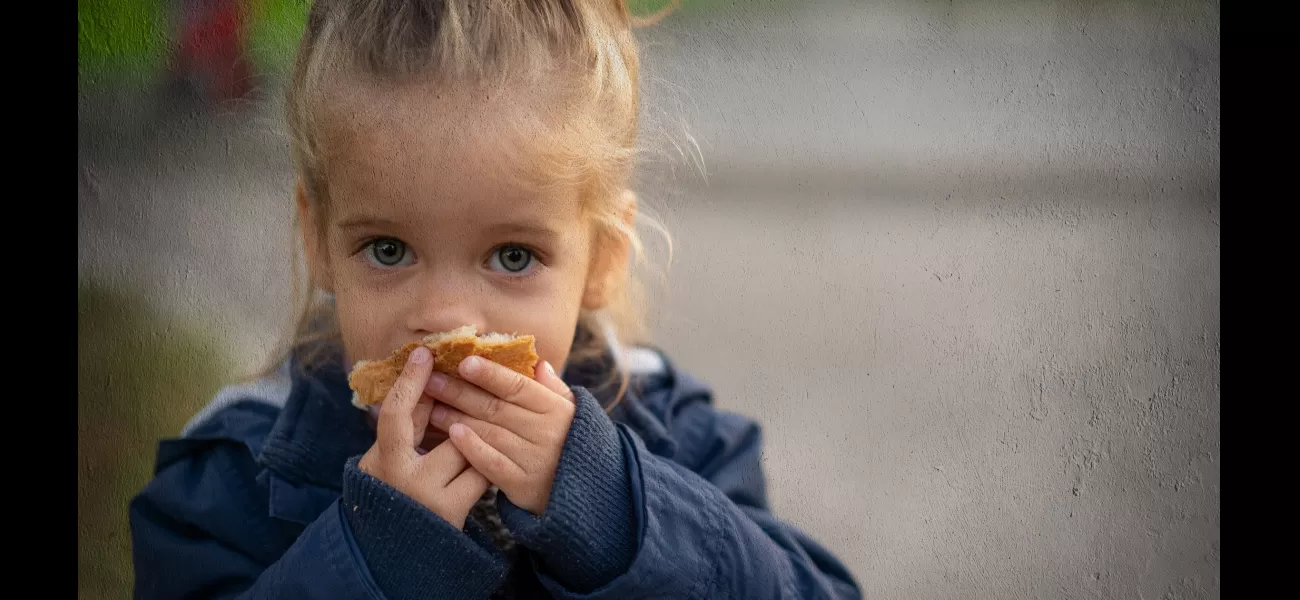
[181,363,293,439]
[621,346,714,413]
[135,367,297,546]
[154,363,293,473]
[620,347,761,465]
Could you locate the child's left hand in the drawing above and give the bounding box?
[425,356,577,515]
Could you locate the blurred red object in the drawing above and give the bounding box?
[171,0,253,103]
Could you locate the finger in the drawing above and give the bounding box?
[456,356,554,413]
[534,360,576,403]
[426,370,534,427]
[418,437,472,486]
[430,404,537,456]
[376,347,433,456]
[446,467,491,507]
[448,423,528,488]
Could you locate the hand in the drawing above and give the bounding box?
[357,346,490,529]
[425,357,577,515]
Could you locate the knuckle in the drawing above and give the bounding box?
[440,377,462,401]
[478,426,498,447]
[518,453,543,474]
[489,453,513,476]
[484,426,513,451]
[503,373,528,400]
[377,412,404,437]
[482,396,504,419]
[362,458,392,482]
[465,469,489,489]
[546,426,566,448]
[387,379,414,402]
[548,406,574,429]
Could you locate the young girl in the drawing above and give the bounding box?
[129,1,861,598]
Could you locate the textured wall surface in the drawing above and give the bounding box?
[79,1,1219,598]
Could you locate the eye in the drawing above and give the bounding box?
[489,245,534,274]
[365,238,413,267]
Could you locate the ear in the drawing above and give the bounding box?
[296,181,334,293]
[582,190,637,310]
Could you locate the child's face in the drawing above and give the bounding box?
[301,81,615,379]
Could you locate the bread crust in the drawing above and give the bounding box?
[347,326,539,408]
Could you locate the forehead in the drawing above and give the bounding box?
[320,76,571,173]
[318,78,581,224]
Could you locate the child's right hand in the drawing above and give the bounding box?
[357,346,489,529]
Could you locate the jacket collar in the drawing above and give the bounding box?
[256,353,374,491]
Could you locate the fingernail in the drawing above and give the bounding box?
[431,404,448,423]
[543,361,557,377]
[426,372,447,393]
[449,423,467,438]
[460,356,481,376]
[410,347,431,365]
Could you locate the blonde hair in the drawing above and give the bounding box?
[266,0,678,405]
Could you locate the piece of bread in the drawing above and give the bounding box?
[347,325,539,408]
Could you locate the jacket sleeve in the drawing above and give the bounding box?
[129,437,509,600]
[497,385,863,600]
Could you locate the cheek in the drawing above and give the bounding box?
[536,237,596,367]
[333,290,403,364]
[535,325,576,373]
[327,244,407,357]
[544,277,593,367]
[495,270,586,372]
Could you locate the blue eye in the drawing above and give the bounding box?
[367,238,411,267]
[491,246,533,273]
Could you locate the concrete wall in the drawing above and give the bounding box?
[78,0,1219,597]
[632,2,1219,598]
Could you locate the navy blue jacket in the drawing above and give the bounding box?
[129,346,861,599]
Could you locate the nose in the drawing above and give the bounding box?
[402,270,487,337]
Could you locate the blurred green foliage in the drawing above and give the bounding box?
[78,281,234,599]
[77,0,168,77]
[247,0,311,74]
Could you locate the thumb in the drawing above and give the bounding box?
[536,360,575,403]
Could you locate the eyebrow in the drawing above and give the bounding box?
[335,215,406,231]
[484,222,563,239]
[334,216,562,239]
